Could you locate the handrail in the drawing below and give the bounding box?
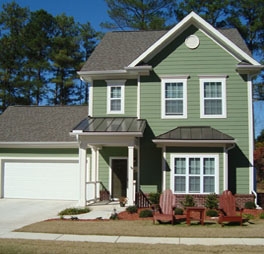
[135,189,151,208]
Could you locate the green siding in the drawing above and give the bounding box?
[138,26,250,194]
[93,79,137,117]
[91,25,251,195]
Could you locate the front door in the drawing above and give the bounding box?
[112,159,127,199]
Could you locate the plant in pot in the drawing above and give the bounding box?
[119,197,127,207]
[204,193,219,217]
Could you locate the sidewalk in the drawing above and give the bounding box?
[1,231,264,245]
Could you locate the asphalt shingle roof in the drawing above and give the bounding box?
[81,28,251,72]
[0,106,88,142]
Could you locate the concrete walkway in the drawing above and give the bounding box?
[1,231,264,245]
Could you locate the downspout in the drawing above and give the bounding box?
[224,143,235,191]
[137,75,141,119]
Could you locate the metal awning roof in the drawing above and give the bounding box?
[71,117,146,136]
[153,126,235,146]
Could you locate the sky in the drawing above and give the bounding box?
[1,0,264,137]
[0,0,110,31]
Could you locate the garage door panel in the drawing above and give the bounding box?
[4,160,79,200]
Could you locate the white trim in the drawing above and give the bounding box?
[170,153,219,194]
[200,77,227,118]
[128,12,260,67]
[161,77,187,119]
[0,142,79,149]
[248,75,254,193]
[89,81,93,116]
[137,75,141,119]
[107,80,125,114]
[162,146,166,191]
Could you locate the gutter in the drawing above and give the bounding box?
[0,142,79,149]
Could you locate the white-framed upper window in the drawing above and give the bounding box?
[200,77,226,118]
[170,154,219,194]
[107,80,125,114]
[161,77,187,119]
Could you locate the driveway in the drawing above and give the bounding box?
[0,199,77,235]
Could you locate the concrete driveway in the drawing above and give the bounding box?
[0,199,77,235]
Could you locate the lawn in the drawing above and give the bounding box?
[1,218,264,253]
[15,218,264,238]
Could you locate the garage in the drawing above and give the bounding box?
[3,159,79,200]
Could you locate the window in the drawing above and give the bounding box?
[171,154,218,194]
[107,80,125,114]
[161,78,187,119]
[200,77,226,118]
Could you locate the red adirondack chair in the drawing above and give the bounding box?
[153,189,176,225]
[218,190,243,226]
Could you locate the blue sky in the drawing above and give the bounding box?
[1,0,264,137]
[1,0,110,31]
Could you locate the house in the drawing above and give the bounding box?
[0,12,262,207]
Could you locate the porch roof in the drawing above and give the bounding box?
[153,126,235,146]
[71,117,146,136]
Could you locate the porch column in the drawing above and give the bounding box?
[91,146,99,201]
[127,146,134,206]
[162,146,166,191]
[78,140,88,207]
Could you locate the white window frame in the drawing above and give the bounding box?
[161,77,187,119]
[107,80,125,114]
[200,77,226,118]
[170,154,219,194]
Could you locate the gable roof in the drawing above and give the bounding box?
[0,106,87,146]
[80,12,260,77]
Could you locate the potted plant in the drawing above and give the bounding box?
[119,197,127,207]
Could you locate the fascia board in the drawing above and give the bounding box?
[128,11,260,67]
[0,142,79,148]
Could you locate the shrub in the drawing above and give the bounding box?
[58,207,90,216]
[180,195,195,208]
[244,201,256,209]
[259,213,264,219]
[139,209,153,218]
[206,209,218,217]
[174,208,184,215]
[243,213,255,220]
[126,205,138,214]
[148,192,160,204]
[204,193,218,209]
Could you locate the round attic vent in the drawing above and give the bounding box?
[185,35,200,49]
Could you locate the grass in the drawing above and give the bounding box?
[1,219,264,253]
[15,218,264,238]
[1,239,264,254]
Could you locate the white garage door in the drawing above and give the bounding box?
[3,160,79,200]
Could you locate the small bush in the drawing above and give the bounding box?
[259,213,264,219]
[244,201,256,209]
[148,192,160,204]
[243,213,255,220]
[109,213,119,220]
[126,205,138,214]
[174,208,184,215]
[206,209,218,217]
[139,209,153,218]
[180,195,195,208]
[204,193,218,209]
[58,207,90,216]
